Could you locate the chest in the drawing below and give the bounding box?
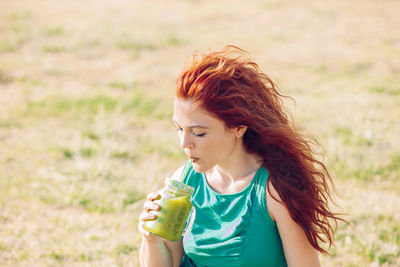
[205,172,255,194]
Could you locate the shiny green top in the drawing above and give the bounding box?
[180,165,287,267]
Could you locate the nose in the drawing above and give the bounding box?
[180,131,194,149]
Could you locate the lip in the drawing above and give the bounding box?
[189,157,200,163]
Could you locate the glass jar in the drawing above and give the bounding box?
[143,178,195,241]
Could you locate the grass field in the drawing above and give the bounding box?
[1,0,399,266]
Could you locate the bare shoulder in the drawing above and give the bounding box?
[265,180,286,222]
[265,179,321,266]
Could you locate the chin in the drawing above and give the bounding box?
[192,162,208,174]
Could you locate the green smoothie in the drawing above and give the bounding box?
[144,162,194,241]
[144,195,193,241]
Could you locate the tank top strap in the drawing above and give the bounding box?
[252,166,273,222]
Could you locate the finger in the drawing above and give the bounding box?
[143,201,160,212]
[138,221,150,237]
[138,215,158,238]
[147,192,158,200]
[144,200,160,210]
[139,211,157,222]
[143,201,151,212]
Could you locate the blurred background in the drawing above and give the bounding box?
[0,0,399,266]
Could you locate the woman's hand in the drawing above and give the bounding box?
[138,178,184,267]
[138,191,161,241]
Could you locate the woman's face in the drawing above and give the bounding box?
[172,98,240,173]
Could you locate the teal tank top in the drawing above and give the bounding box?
[180,165,287,267]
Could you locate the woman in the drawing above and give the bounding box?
[138,45,342,267]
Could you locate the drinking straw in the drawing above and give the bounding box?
[181,159,193,182]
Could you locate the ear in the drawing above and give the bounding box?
[234,125,247,138]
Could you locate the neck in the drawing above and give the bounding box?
[212,143,262,183]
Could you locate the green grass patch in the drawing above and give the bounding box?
[361,152,400,181]
[123,191,144,207]
[0,242,7,251]
[9,11,32,21]
[79,252,93,261]
[56,143,134,162]
[333,125,373,147]
[337,213,400,265]
[108,81,135,90]
[0,120,14,128]
[166,34,185,46]
[38,194,58,205]
[42,45,66,53]
[329,149,400,182]
[83,131,100,141]
[61,148,74,159]
[49,251,65,262]
[314,64,329,73]
[36,175,145,213]
[369,85,400,95]
[44,26,65,37]
[116,39,155,51]
[24,92,165,120]
[79,147,96,158]
[17,250,29,260]
[17,76,44,86]
[335,154,399,182]
[72,189,145,213]
[0,34,28,52]
[110,150,134,160]
[334,126,353,145]
[135,135,184,159]
[122,95,160,117]
[116,244,137,255]
[0,13,33,52]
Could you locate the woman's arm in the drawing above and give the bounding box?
[163,239,184,267]
[139,166,187,267]
[266,182,321,267]
[139,232,183,267]
[139,234,173,267]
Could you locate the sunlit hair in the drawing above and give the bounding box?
[175,45,344,253]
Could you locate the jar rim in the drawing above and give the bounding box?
[165,178,194,195]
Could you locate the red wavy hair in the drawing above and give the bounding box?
[175,45,343,253]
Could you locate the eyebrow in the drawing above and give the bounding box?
[172,119,209,129]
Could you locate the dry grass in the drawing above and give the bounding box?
[1,0,399,266]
